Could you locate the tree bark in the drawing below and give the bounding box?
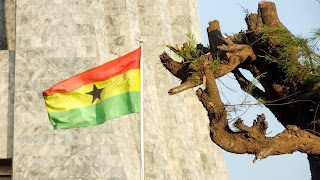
[308,154,320,180]
[160,1,320,179]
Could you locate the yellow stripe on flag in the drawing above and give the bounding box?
[44,69,140,112]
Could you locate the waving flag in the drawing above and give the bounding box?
[43,48,141,129]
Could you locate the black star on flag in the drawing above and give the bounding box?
[86,84,104,103]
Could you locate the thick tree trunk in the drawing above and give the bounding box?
[308,154,320,180]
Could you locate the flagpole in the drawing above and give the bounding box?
[138,39,145,180]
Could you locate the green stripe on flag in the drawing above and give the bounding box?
[48,91,140,129]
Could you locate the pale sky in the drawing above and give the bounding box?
[198,0,320,179]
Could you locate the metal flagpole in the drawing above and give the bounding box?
[138,39,144,180]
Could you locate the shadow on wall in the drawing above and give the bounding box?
[7,51,14,158]
[0,0,8,50]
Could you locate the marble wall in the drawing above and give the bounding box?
[10,0,229,179]
[0,0,15,159]
[0,50,9,158]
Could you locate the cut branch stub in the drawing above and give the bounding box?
[207,20,226,56]
[245,13,263,33]
[196,43,210,54]
[258,1,284,28]
[168,79,202,95]
[160,51,203,95]
[160,51,194,82]
[160,52,183,77]
[234,114,268,139]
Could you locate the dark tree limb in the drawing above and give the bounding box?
[160,52,184,78]
[232,68,267,100]
[308,154,320,180]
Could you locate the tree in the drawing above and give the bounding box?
[160,1,320,179]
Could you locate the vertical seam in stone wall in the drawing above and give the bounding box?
[7,50,14,158]
[10,1,15,177]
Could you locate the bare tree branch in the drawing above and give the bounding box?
[232,68,267,100]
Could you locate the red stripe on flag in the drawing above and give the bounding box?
[43,48,141,96]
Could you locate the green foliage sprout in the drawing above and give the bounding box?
[238,4,250,18]
[186,30,198,51]
[212,56,221,66]
[261,26,320,84]
[171,30,207,83]
[173,30,202,63]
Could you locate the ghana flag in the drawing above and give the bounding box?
[43,48,141,129]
